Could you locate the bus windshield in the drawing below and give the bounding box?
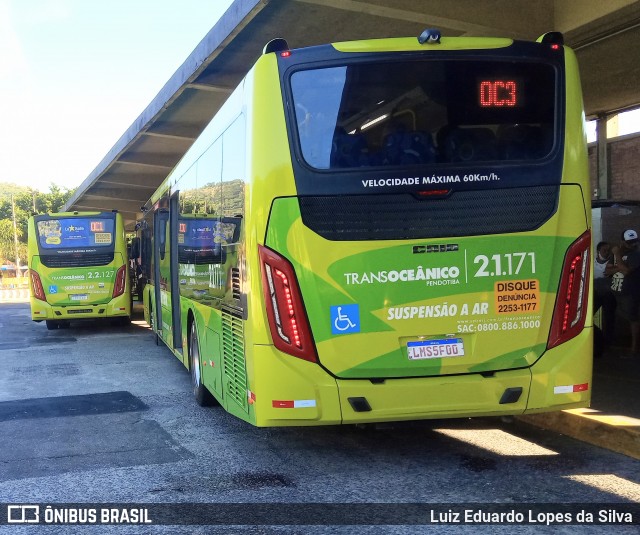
[290,58,556,170]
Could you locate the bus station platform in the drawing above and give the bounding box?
[520,349,640,460]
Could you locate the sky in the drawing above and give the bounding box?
[1,0,639,193]
[0,0,233,192]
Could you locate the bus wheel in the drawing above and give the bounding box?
[45,320,59,330]
[189,322,215,406]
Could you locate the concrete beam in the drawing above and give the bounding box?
[84,186,151,203]
[72,205,140,220]
[83,199,147,212]
[97,178,162,191]
[142,131,198,142]
[186,83,235,93]
[295,0,501,36]
[302,0,554,38]
[103,166,172,184]
[596,115,610,199]
[117,157,175,170]
[78,197,148,213]
[144,122,203,140]
[560,0,640,44]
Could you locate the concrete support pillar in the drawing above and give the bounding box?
[596,114,609,199]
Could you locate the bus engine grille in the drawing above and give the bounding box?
[221,308,248,413]
[40,253,115,268]
[298,186,559,241]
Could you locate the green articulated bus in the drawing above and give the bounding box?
[28,211,131,329]
[138,30,592,426]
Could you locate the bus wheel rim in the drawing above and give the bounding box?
[191,325,201,387]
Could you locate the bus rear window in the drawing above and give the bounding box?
[37,217,115,250]
[290,59,556,170]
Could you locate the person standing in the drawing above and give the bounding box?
[611,230,640,357]
[594,241,616,348]
[594,242,614,279]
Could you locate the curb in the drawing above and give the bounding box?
[518,409,640,460]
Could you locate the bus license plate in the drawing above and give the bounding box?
[70,294,89,301]
[407,338,464,360]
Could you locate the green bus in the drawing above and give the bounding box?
[28,211,131,329]
[138,30,592,426]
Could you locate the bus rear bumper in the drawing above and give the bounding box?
[251,345,342,427]
[524,328,592,414]
[251,330,591,426]
[30,297,131,322]
[339,330,592,424]
[337,369,532,424]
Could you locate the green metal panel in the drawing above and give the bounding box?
[222,310,248,412]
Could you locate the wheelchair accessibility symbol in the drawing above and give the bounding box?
[331,304,360,335]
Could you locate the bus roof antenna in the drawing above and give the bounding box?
[263,38,289,54]
[418,28,441,44]
[538,32,564,45]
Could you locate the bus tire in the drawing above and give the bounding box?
[189,321,216,406]
[45,320,59,330]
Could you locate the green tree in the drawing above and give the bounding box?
[0,182,29,203]
[0,219,26,266]
[0,182,75,265]
[39,183,75,213]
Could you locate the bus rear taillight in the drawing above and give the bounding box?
[259,245,317,363]
[113,265,127,298]
[548,231,591,349]
[30,269,46,301]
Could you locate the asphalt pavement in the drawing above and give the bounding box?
[1,298,639,532]
[1,290,638,461]
[519,347,640,460]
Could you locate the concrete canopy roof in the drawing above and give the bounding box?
[64,0,640,230]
